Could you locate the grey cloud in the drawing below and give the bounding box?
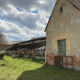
[0,0,55,11]
[0,0,56,41]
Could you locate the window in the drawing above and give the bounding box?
[60,7,63,13]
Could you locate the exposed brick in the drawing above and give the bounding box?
[46,53,54,65]
[63,56,73,67]
[46,53,80,69]
[63,57,67,66]
[73,56,80,66]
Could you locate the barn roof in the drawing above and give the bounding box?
[13,37,46,45]
[45,0,80,31]
[8,37,46,50]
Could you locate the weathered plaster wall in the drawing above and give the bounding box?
[46,0,80,70]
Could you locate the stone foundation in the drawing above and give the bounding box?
[46,53,54,65]
[46,52,80,71]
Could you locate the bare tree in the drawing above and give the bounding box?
[0,33,7,50]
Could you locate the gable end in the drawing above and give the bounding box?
[45,0,80,32]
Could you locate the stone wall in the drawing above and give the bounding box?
[46,0,80,70]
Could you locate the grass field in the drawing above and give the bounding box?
[0,56,80,80]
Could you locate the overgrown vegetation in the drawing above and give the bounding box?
[0,56,80,80]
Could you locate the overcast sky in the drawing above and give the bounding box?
[0,0,56,42]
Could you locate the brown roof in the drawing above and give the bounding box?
[68,0,80,10]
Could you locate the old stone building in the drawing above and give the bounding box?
[45,0,80,70]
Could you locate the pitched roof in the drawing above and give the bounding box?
[8,37,46,50]
[68,0,80,10]
[45,0,80,31]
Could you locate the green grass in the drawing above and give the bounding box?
[0,56,80,80]
[0,52,5,54]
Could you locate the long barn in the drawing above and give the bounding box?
[8,37,46,59]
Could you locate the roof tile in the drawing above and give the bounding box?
[68,0,80,10]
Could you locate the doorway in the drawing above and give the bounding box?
[58,39,66,56]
